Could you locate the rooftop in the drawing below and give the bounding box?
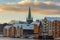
[45,17,60,21]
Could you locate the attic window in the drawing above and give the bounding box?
[17,26,19,28]
[27,24,29,26]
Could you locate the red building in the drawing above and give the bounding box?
[52,20,60,38]
[3,25,11,37]
[9,26,16,37]
[3,28,8,37]
[38,22,43,37]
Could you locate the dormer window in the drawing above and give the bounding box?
[27,24,29,26]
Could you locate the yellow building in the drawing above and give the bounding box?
[34,24,39,39]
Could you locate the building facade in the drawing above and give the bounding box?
[3,28,8,37]
[41,17,53,39]
[48,21,53,36]
[38,21,43,39]
[52,20,60,38]
[42,17,49,36]
[3,25,11,37]
[34,24,39,39]
[9,26,16,37]
[3,25,23,38]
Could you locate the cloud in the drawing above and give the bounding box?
[44,0,60,2]
[0,0,60,15]
[43,1,60,6]
[53,0,60,2]
[34,0,40,5]
[43,1,54,5]
[17,0,31,5]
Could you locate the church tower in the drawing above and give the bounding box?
[26,7,33,24]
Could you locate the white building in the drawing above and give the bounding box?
[42,17,52,36]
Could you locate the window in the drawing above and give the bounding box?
[27,24,29,26]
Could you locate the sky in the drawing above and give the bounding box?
[0,0,60,23]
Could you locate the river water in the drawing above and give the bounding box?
[0,37,54,40]
[0,35,56,40]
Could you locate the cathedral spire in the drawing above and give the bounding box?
[26,7,33,24]
[28,7,31,19]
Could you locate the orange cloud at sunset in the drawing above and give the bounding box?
[17,0,31,5]
[0,0,60,15]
